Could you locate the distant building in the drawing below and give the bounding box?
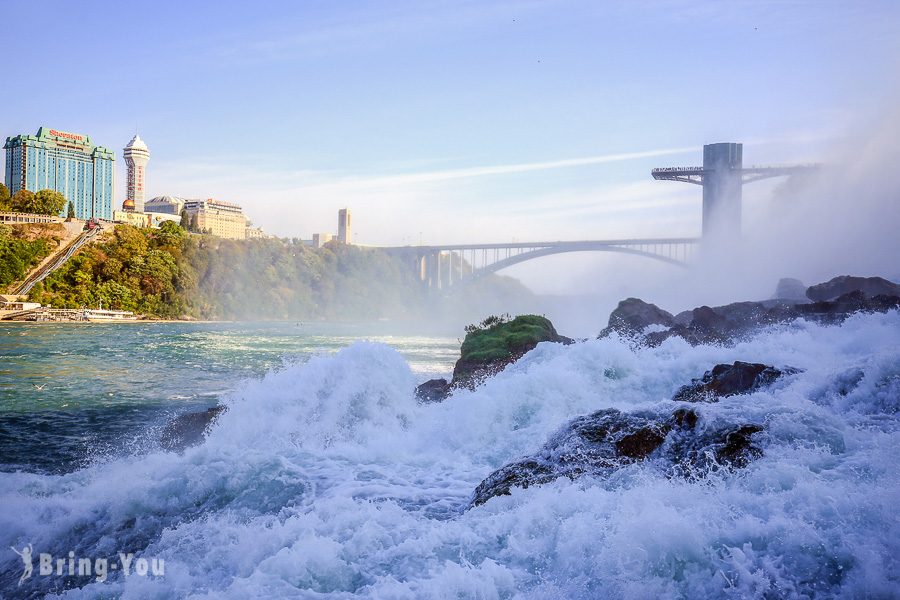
[145,195,185,215]
[338,208,351,244]
[246,226,269,239]
[113,198,180,228]
[183,198,248,239]
[312,233,333,247]
[123,135,150,213]
[3,126,115,220]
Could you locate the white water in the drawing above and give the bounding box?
[2,312,899,598]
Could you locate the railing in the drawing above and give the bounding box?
[0,211,64,224]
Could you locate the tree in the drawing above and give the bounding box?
[189,214,199,233]
[67,201,76,219]
[34,189,67,215]
[0,183,10,211]
[10,189,35,213]
[179,209,190,230]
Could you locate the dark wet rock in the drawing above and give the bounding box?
[470,407,761,507]
[415,378,450,403]
[602,275,900,348]
[671,407,699,429]
[806,275,900,302]
[599,298,674,338]
[160,406,225,452]
[716,425,764,467]
[774,278,808,301]
[451,315,572,390]
[615,426,668,459]
[791,291,900,324]
[672,361,799,403]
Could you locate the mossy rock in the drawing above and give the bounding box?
[452,315,570,387]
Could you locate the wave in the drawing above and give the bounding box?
[1,313,899,598]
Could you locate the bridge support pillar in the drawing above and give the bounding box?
[702,142,743,242]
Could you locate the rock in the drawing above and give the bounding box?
[600,298,674,337]
[470,406,760,507]
[601,275,900,348]
[793,291,900,323]
[672,361,798,403]
[715,425,764,468]
[614,426,669,459]
[415,378,450,403]
[773,278,808,301]
[671,407,699,429]
[160,406,225,452]
[806,275,900,302]
[452,315,572,390]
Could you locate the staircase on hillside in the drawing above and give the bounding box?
[11,227,101,296]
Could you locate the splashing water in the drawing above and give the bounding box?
[1,312,899,598]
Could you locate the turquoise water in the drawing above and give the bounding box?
[0,322,459,473]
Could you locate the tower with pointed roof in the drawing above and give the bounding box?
[123,134,150,213]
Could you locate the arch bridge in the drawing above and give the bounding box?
[382,238,699,290]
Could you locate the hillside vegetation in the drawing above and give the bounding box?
[0,223,66,289]
[28,223,533,320]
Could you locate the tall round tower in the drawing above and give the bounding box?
[123,134,150,213]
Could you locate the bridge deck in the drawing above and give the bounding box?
[380,237,699,252]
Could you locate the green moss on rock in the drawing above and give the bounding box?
[452,315,570,386]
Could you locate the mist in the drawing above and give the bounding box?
[492,104,900,338]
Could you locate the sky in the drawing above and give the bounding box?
[2,0,898,295]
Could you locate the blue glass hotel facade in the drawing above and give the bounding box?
[3,127,115,220]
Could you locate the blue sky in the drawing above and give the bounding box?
[2,0,898,252]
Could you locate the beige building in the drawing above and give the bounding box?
[311,233,333,248]
[114,199,181,229]
[184,199,248,240]
[338,208,352,244]
[246,226,269,239]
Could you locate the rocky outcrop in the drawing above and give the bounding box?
[773,278,808,301]
[672,361,799,403]
[452,315,572,390]
[414,315,573,402]
[415,378,450,403]
[806,275,900,302]
[603,275,900,347]
[160,406,225,452]
[470,358,801,506]
[471,406,762,507]
[599,298,674,337]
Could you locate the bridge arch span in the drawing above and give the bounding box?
[462,242,687,285]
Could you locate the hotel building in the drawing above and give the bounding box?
[184,198,248,239]
[3,127,114,220]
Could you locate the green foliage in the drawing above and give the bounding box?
[34,190,67,215]
[459,315,559,364]
[8,189,66,215]
[26,223,536,321]
[10,190,35,212]
[0,183,10,211]
[32,224,186,316]
[31,224,431,320]
[67,202,75,219]
[464,314,511,334]
[0,224,59,288]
